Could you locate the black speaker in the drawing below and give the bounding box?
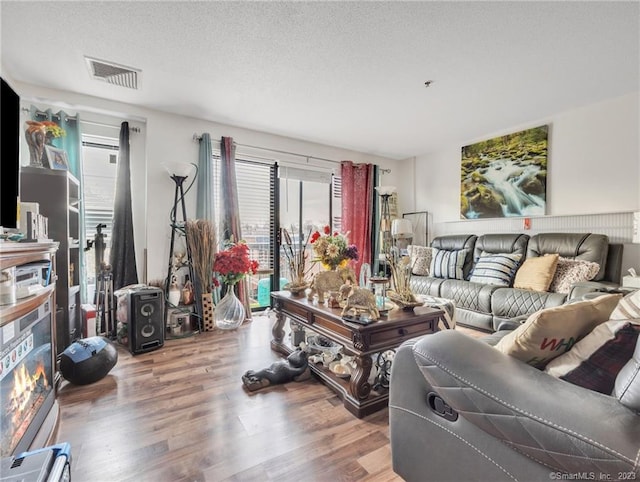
[127,287,164,355]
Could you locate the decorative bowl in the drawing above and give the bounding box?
[306,335,342,356]
[329,360,352,379]
[284,282,309,296]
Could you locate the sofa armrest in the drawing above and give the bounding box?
[412,331,640,476]
[567,280,621,301]
[496,316,527,331]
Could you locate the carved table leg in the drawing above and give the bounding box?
[271,307,286,353]
[349,354,373,400]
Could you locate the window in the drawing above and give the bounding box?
[279,167,339,284]
[81,135,118,297]
[210,157,339,310]
[212,157,277,309]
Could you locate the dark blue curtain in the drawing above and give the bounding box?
[109,122,138,290]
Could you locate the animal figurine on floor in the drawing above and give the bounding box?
[307,266,356,304]
[340,284,380,321]
[242,349,310,391]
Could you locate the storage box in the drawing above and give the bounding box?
[622,275,640,289]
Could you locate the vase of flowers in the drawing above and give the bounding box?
[310,225,359,271]
[24,121,66,167]
[213,241,259,330]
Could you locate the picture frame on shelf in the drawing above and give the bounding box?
[44,145,69,170]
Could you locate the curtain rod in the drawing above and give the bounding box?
[80,119,141,133]
[22,108,140,132]
[192,133,391,173]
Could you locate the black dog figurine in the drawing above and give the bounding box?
[242,349,310,391]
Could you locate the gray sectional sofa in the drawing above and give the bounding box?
[410,232,623,332]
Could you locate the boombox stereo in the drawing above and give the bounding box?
[115,286,164,355]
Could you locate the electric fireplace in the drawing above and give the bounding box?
[1,298,55,457]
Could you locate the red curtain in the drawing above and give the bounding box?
[341,161,374,276]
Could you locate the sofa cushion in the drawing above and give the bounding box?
[610,289,640,320]
[430,248,467,280]
[431,235,477,280]
[614,337,640,411]
[494,293,621,368]
[545,319,640,394]
[469,252,522,287]
[527,233,609,281]
[473,233,529,263]
[513,253,559,292]
[408,245,432,276]
[548,257,600,294]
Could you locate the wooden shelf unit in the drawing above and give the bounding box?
[20,166,81,357]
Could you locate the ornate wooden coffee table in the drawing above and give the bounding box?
[270,291,444,418]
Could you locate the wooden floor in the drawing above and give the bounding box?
[55,316,484,481]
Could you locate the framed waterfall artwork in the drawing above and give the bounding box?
[460,124,548,219]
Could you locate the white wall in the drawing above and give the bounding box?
[405,92,640,276]
[411,92,639,224]
[12,81,400,284]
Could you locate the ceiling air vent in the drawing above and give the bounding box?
[85,56,140,90]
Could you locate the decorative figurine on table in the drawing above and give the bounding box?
[242,349,310,391]
[340,284,380,321]
[307,266,356,304]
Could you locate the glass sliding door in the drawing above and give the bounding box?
[278,167,337,285]
[212,158,277,310]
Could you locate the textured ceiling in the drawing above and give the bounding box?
[1,1,638,159]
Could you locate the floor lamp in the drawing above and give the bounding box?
[376,185,396,275]
[164,162,199,331]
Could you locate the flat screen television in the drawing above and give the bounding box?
[1,77,21,229]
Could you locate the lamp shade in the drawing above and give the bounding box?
[163,162,194,178]
[391,218,413,238]
[376,185,397,196]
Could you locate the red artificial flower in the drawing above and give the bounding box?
[213,241,259,287]
[323,225,331,235]
[310,231,321,243]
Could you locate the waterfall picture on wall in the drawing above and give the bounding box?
[460,125,548,219]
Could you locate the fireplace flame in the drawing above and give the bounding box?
[10,360,49,418]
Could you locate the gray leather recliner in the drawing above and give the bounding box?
[410,233,623,332]
[389,331,640,482]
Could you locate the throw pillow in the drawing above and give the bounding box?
[494,293,622,368]
[409,245,432,276]
[614,337,640,411]
[430,248,467,280]
[545,319,640,394]
[610,289,640,320]
[513,253,559,292]
[548,257,600,294]
[469,252,522,287]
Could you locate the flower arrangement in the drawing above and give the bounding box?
[385,248,422,308]
[310,225,358,270]
[213,240,259,288]
[281,227,311,288]
[25,120,66,139]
